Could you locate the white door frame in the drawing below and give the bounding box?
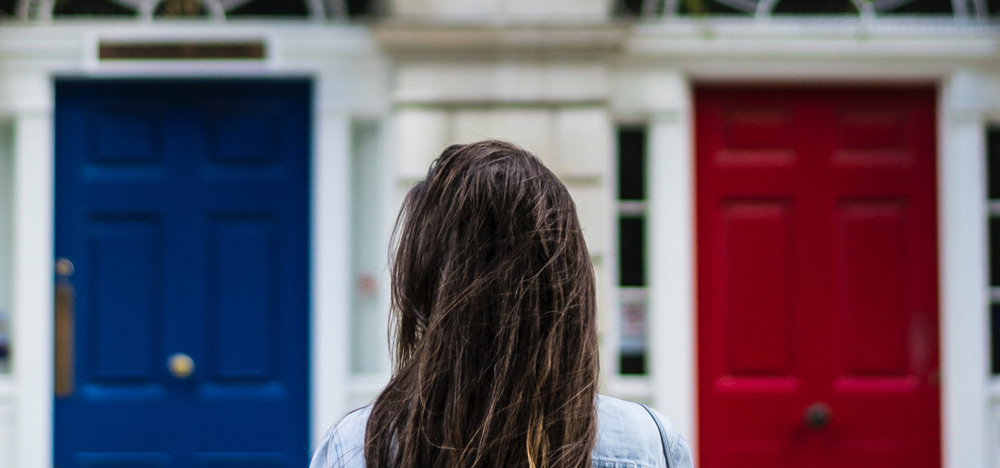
[0,23,389,468]
[624,21,1000,468]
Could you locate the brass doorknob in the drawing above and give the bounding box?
[803,402,832,430]
[167,353,195,379]
[55,257,74,278]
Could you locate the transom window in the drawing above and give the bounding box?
[1,0,377,21]
[615,0,996,18]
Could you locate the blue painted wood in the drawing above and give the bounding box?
[55,80,311,468]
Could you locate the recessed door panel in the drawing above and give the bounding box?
[720,201,796,377]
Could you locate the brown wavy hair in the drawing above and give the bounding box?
[363,140,600,468]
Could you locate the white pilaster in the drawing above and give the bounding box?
[940,71,990,468]
[646,71,696,454]
[11,109,55,468]
[312,109,354,445]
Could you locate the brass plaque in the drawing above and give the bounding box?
[54,282,75,398]
[99,41,266,61]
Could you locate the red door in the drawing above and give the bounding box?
[696,87,939,468]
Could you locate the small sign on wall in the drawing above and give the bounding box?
[0,313,8,374]
[619,290,647,375]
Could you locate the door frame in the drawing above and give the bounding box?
[1,24,390,468]
[627,70,995,468]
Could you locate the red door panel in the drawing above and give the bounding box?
[696,87,939,468]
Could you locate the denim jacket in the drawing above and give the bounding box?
[309,395,694,468]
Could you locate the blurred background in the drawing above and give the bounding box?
[0,0,997,467]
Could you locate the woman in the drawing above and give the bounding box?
[311,140,692,468]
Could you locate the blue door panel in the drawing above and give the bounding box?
[55,80,311,468]
[89,216,162,382]
[195,453,287,468]
[209,216,278,380]
[78,452,171,468]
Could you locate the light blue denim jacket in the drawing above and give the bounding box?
[309,395,693,468]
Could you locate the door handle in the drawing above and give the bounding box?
[54,257,75,398]
[803,402,832,430]
[168,353,195,380]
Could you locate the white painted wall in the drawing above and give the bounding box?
[0,379,12,468]
[390,62,618,404]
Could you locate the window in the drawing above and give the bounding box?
[12,0,377,21]
[617,126,648,375]
[989,127,1000,375]
[0,0,15,17]
[614,0,991,18]
[350,120,390,378]
[0,123,11,374]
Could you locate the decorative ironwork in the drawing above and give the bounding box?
[617,0,992,18]
[12,0,358,21]
[5,0,994,22]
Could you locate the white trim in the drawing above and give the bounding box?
[311,109,353,445]
[11,109,54,468]
[0,23,389,468]
[940,71,991,468]
[647,86,696,456]
[617,50,997,468]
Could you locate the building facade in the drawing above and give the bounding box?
[0,0,997,467]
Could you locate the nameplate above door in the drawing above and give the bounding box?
[98,41,266,61]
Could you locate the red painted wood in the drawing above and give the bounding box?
[696,87,939,468]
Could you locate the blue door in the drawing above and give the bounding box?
[54,80,311,468]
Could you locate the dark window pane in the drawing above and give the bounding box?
[54,0,134,16]
[155,0,207,17]
[0,316,7,374]
[229,0,308,17]
[229,0,375,17]
[0,0,14,17]
[346,0,378,16]
[620,353,646,375]
[993,303,1000,374]
[618,127,646,201]
[992,217,1000,287]
[888,0,952,14]
[989,127,1000,199]
[683,0,744,14]
[616,0,747,15]
[613,0,644,16]
[619,216,646,287]
[773,0,856,14]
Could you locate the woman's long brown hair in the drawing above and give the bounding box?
[364,141,600,468]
